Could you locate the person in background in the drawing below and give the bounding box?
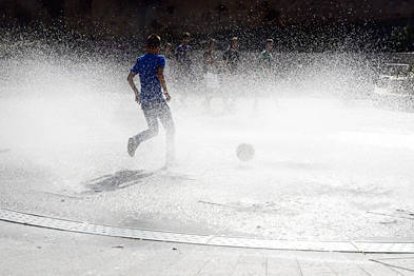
[202,38,220,109]
[258,38,274,71]
[163,42,174,60]
[223,37,240,74]
[203,38,218,73]
[175,32,194,103]
[163,42,176,89]
[221,37,241,110]
[175,32,193,78]
[255,38,277,111]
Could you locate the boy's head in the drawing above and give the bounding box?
[182,32,191,44]
[146,34,161,53]
[265,38,274,51]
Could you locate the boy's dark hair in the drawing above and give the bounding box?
[146,34,161,48]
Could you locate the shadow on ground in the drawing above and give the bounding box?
[83,170,155,193]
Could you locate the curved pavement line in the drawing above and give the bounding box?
[1,208,413,254]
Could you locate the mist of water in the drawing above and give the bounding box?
[0,35,377,165]
[1,35,414,239]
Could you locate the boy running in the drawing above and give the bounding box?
[127,34,175,166]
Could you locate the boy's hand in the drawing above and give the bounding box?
[164,91,171,102]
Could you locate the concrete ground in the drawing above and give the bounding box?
[1,221,413,276]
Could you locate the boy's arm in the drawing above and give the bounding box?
[127,72,140,104]
[157,67,171,101]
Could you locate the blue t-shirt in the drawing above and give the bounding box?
[131,53,166,103]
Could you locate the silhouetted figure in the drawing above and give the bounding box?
[223,37,240,74]
[127,34,175,167]
[258,38,274,71]
[175,32,193,79]
[202,38,220,109]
